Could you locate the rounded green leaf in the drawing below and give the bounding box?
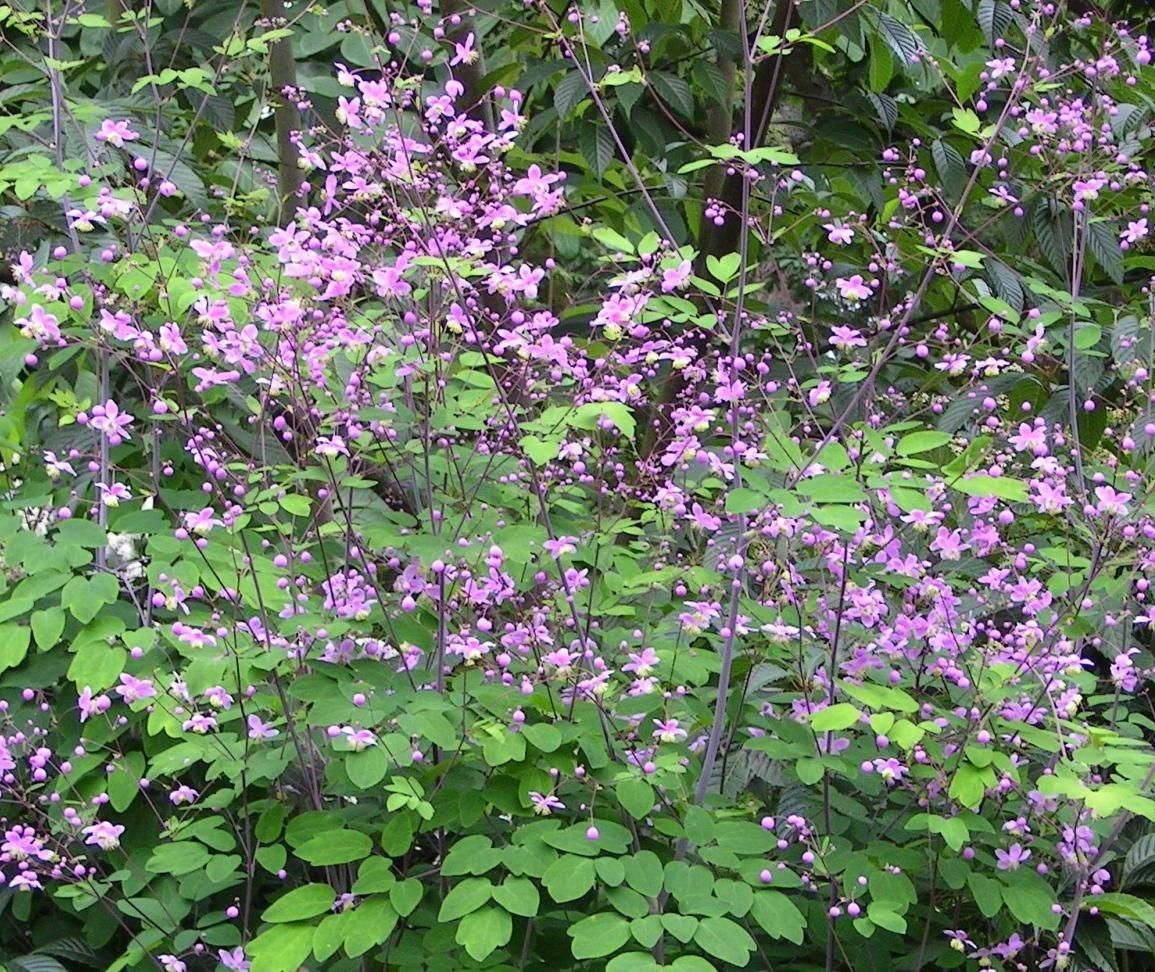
[492,877,540,918]
[570,912,631,959]
[295,829,373,866]
[456,906,513,962]
[263,884,335,923]
[438,877,493,922]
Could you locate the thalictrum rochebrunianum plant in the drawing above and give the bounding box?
[6,1,1155,971]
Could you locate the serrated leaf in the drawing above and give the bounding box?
[875,12,920,64]
[555,71,588,119]
[580,124,615,178]
[932,139,967,198]
[1033,196,1074,278]
[977,0,1012,45]
[650,72,695,120]
[1088,218,1124,285]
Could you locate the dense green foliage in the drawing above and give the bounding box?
[4,2,1155,971]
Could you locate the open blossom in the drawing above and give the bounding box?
[829,326,866,352]
[115,673,157,703]
[88,400,134,445]
[95,118,139,147]
[660,259,693,292]
[82,821,125,850]
[1122,218,1149,245]
[835,274,872,301]
[78,686,111,723]
[653,718,687,743]
[340,727,377,751]
[1094,484,1131,516]
[16,304,61,343]
[824,223,854,244]
[248,715,280,740]
[169,786,199,806]
[995,842,1031,871]
[44,450,76,480]
[183,508,223,536]
[218,947,250,972]
[529,791,565,815]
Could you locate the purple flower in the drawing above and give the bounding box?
[82,821,125,850]
[835,274,872,301]
[88,400,134,445]
[529,791,565,815]
[995,842,1031,871]
[94,119,139,148]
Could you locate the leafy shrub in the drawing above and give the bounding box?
[3,2,1155,972]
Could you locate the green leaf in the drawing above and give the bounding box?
[438,878,493,922]
[896,430,952,456]
[810,703,862,732]
[662,913,700,943]
[671,959,717,972]
[749,891,805,944]
[555,71,588,119]
[874,11,920,64]
[263,884,336,923]
[543,855,596,902]
[492,877,540,917]
[618,778,654,820]
[949,764,988,809]
[295,830,372,866]
[580,124,615,179]
[606,953,661,972]
[442,835,501,877]
[948,475,1028,502]
[631,914,663,948]
[868,902,907,934]
[650,72,694,118]
[146,842,210,875]
[248,923,315,972]
[30,608,65,652]
[706,253,741,283]
[390,879,423,917]
[345,747,389,789]
[968,873,1003,918]
[0,623,31,673]
[1089,893,1155,929]
[623,851,663,898]
[62,574,119,624]
[569,402,636,438]
[795,756,824,785]
[522,722,562,752]
[352,858,396,894]
[1000,871,1060,929]
[693,916,756,966]
[456,906,512,962]
[684,806,715,846]
[570,913,631,959]
[343,896,398,957]
[67,639,126,692]
[794,475,868,504]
